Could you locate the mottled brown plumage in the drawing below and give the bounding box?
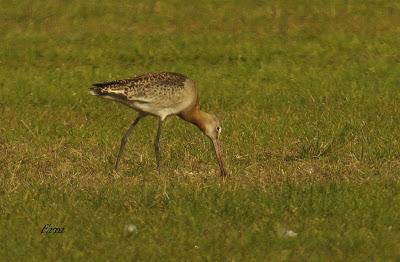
[92,72,187,100]
[90,72,227,177]
[91,72,197,120]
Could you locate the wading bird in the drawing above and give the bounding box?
[90,72,227,177]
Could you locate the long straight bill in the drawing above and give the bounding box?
[212,138,228,177]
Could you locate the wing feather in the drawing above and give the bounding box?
[90,72,188,103]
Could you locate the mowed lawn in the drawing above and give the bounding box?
[1,0,400,260]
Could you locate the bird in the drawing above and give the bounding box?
[90,71,227,177]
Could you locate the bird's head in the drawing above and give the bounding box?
[199,113,227,177]
[202,113,222,141]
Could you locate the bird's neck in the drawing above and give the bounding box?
[179,105,209,132]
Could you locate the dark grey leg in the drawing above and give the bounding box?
[115,114,143,170]
[154,118,163,175]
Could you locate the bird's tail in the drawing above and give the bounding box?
[89,82,128,102]
[90,80,119,95]
[89,84,106,96]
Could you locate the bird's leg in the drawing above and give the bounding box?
[154,118,163,175]
[115,114,143,170]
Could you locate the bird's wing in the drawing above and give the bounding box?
[91,72,188,102]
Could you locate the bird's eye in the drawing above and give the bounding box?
[216,127,222,133]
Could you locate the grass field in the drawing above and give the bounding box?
[1,0,400,260]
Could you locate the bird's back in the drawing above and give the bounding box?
[90,72,198,119]
[91,72,187,100]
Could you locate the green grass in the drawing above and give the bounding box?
[1,0,400,260]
